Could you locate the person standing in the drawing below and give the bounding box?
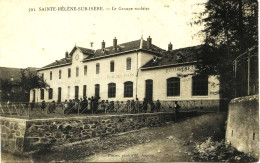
[135,98,140,113]
[174,101,180,121]
[41,100,46,111]
[156,100,161,112]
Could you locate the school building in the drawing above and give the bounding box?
[30,36,220,109]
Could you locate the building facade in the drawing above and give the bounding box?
[30,37,220,109]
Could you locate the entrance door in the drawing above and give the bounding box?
[145,79,153,102]
[58,87,62,103]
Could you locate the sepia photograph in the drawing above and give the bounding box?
[0,0,258,162]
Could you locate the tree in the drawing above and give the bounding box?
[20,68,49,94]
[192,0,258,99]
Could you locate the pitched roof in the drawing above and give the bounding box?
[41,57,72,70]
[141,45,204,69]
[83,39,164,60]
[40,38,165,70]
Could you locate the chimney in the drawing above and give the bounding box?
[147,36,152,49]
[65,51,69,58]
[168,42,172,51]
[101,40,105,49]
[113,37,117,51]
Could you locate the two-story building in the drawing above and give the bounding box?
[30,36,220,110]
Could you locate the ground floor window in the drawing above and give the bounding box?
[95,84,100,97]
[40,89,44,100]
[167,77,180,96]
[75,86,79,99]
[108,83,116,98]
[124,81,133,97]
[48,88,53,99]
[83,85,87,97]
[192,75,208,96]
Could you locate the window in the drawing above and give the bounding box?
[145,79,153,100]
[126,58,131,70]
[41,73,44,80]
[50,71,52,80]
[95,84,100,97]
[59,70,62,79]
[110,61,115,72]
[167,77,180,96]
[40,89,44,100]
[84,65,87,76]
[68,68,71,78]
[48,88,53,99]
[108,83,116,98]
[124,81,133,97]
[192,75,208,96]
[76,67,79,77]
[96,63,100,74]
[83,85,87,97]
[67,86,70,100]
[75,86,79,99]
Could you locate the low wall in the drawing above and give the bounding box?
[226,95,259,158]
[1,117,27,154]
[1,112,173,154]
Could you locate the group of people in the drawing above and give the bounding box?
[62,97,163,114]
[38,97,181,117]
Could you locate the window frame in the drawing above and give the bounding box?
[48,88,53,99]
[50,71,52,80]
[192,75,208,96]
[84,65,88,76]
[76,67,79,77]
[83,85,87,97]
[40,89,44,100]
[59,70,62,79]
[126,57,131,70]
[110,60,115,72]
[96,63,100,74]
[95,84,100,97]
[167,77,180,97]
[108,83,116,98]
[124,81,133,97]
[68,68,71,78]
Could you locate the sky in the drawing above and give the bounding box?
[0,0,206,68]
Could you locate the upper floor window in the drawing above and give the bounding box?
[108,83,116,98]
[41,73,44,80]
[96,63,100,74]
[192,75,208,96]
[50,71,52,80]
[48,88,53,99]
[59,70,62,79]
[126,58,131,70]
[110,61,115,72]
[68,68,71,78]
[84,65,88,76]
[167,77,180,96]
[76,67,79,77]
[124,81,133,97]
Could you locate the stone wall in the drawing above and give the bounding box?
[226,95,259,158]
[1,112,173,154]
[1,117,27,154]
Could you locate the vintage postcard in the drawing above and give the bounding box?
[0,0,258,162]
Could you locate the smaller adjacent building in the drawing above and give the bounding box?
[0,67,37,102]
